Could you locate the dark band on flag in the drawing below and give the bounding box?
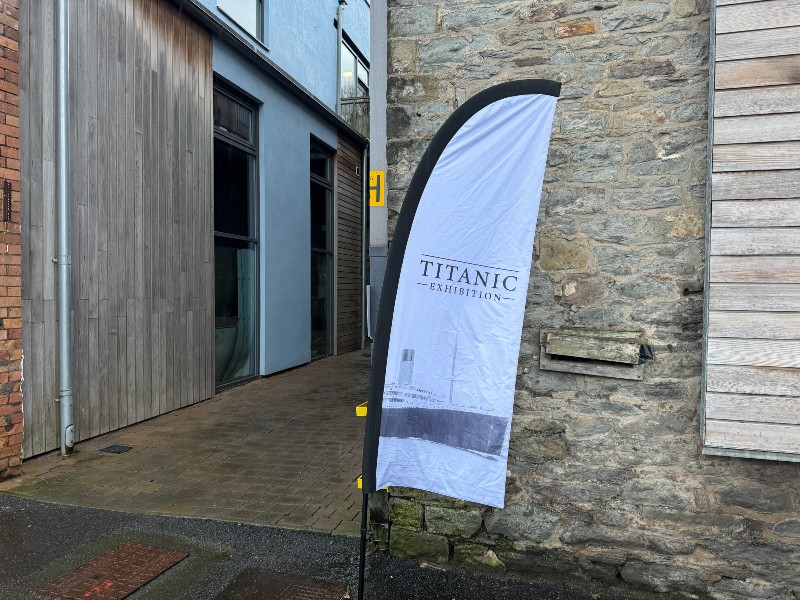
[379,408,509,456]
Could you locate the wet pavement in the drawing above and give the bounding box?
[0,494,635,600]
[1,350,372,537]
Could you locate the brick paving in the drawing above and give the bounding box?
[0,350,371,537]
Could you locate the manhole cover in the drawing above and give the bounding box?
[99,445,133,454]
[38,542,188,599]
[218,569,349,600]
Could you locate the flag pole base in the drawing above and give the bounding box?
[357,492,369,600]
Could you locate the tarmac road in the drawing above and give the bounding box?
[0,494,636,600]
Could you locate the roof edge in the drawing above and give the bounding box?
[173,0,369,147]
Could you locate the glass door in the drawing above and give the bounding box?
[213,87,258,388]
[310,144,333,359]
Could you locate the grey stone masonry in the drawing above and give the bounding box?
[384,1,800,598]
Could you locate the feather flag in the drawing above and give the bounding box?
[362,80,560,508]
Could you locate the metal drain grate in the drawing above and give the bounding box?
[219,569,349,600]
[99,445,133,454]
[38,542,188,599]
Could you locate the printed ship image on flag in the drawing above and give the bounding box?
[381,326,510,457]
[362,80,560,509]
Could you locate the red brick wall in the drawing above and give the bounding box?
[0,0,21,479]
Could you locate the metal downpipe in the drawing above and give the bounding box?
[335,0,346,114]
[56,0,73,456]
[361,146,368,350]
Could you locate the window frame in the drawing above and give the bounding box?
[213,86,259,244]
[340,38,370,101]
[310,139,336,359]
[217,0,266,46]
[213,82,261,391]
[310,148,334,255]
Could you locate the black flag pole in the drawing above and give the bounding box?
[356,80,561,600]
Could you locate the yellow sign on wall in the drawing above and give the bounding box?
[369,170,385,207]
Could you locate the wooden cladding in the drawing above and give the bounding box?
[335,134,363,355]
[715,56,800,90]
[716,26,800,61]
[716,0,800,34]
[705,0,800,458]
[714,84,800,117]
[714,113,800,145]
[20,0,213,457]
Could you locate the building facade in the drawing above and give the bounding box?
[17,0,369,459]
[379,1,800,598]
[0,0,21,479]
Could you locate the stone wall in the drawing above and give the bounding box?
[0,0,21,479]
[384,1,800,598]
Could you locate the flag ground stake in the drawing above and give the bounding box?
[357,492,369,600]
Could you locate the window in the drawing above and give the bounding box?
[218,0,264,42]
[213,87,259,388]
[340,39,370,136]
[310,143,334,359]
[340,40,369,100]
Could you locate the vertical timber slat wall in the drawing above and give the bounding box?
[335,134,363,354]
[705,0,800,456]
[21,0,213,457]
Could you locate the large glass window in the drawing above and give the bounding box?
[339,40,370,137]
[311,145,334,359]
[340,40,369,101]
[218,0,264,42]
[214,140,254,238]
[214,88,259,388]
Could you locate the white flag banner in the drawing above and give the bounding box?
[362,81,560,508]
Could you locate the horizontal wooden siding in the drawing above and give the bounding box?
[706,0,800,457]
